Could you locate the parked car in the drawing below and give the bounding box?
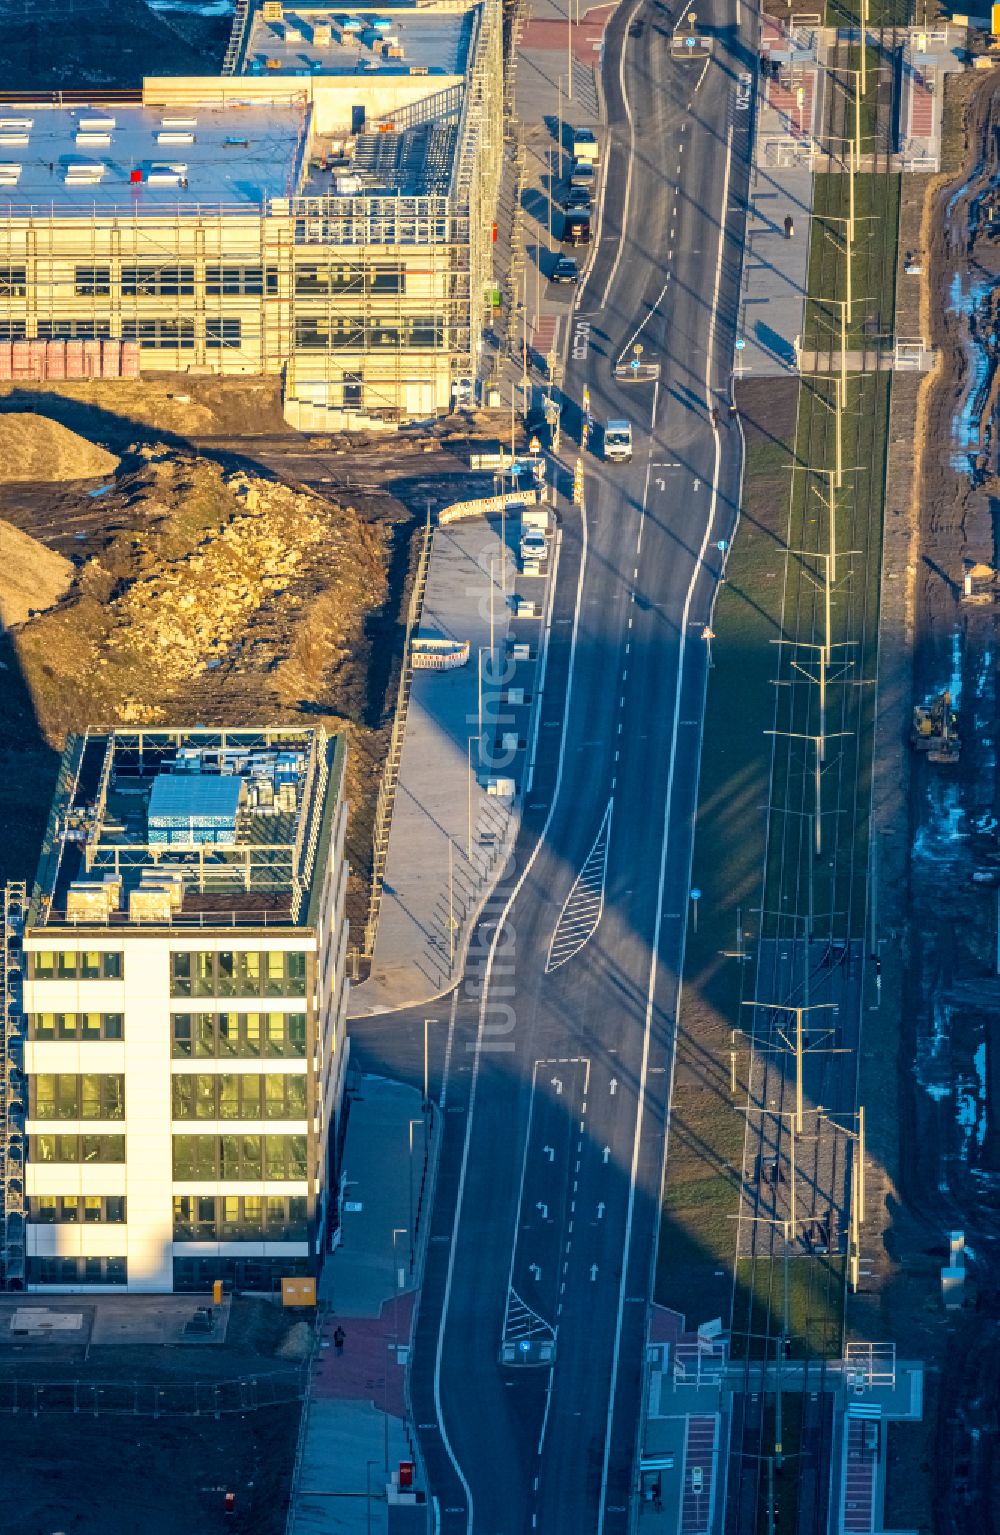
[569,160,595,189]
[551,255,579,284]
[691,1467,704,1495]
[572,126,599,162]
[564,185,592,212]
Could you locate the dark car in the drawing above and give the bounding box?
[564,185,592,212]
[562,212,591,246]
[551,255,580,284]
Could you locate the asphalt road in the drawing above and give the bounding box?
[353,0,758,1528]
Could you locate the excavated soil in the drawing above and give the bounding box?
[0,521,73,629]
[0,414,119,483]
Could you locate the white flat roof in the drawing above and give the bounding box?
[0,102,307,213]
[243,7,473,78]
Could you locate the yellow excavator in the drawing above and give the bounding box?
[912,691,961,763]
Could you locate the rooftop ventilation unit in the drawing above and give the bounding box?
[160,116,198,128]
[65,161,105,183]
[0,134,29,147]
[147,162,189,185]
[0,118,32,131]
[77,132,112,146]
[0,164,22,184]
[156,131,195,145]
[79,117,116,131]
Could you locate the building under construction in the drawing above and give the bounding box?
[0,0,504,426]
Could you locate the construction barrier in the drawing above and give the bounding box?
[438,487,541,525]
[411,637,471,671]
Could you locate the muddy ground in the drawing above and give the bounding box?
[0,0,231,88]
[0,1296,305,1535]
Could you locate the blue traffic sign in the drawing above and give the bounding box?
[735,337,746,350]
[685,34,695,45]
[717,539,728,552]
[690,887,702,901]
[519,1339,531,1353]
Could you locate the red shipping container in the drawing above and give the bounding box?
[83,338,101,377]
[100,339,120,378]
[45,340,66,380]
[0,343,12,380]
[29,339,46,380]
[65,340,85,379]
[121,341,141,378]
[11,340,31,379]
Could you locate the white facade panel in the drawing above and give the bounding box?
[123,938,174,1291]
[27,1165,127,1197]
[25,1042,126,1073]
[27,1225,128,1258]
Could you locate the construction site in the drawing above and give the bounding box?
[0,0,505,429]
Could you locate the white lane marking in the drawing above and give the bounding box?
[546,799,614,973]
[434,495,591,1525]
[596,115,736,1535]
[440,985,459,1109]
[598,0,644,311]
[536,1365,556,1457]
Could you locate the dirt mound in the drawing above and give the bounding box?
[13,449,388,742]
[0,521,73,630]
[0,415,118,483]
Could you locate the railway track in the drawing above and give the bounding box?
[724,15,904,1532]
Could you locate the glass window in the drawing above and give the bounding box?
[0,265,27,298]
[173,1015,192,1057]
[32,951,55,979]
[218,952,236,997]
[241,1075,262,1119]
[56,1014,76,1039]
[193,953,214,997]
[264,1075,285,1120]
[239,953,262,996]
[265,1195,285,1233]
[206,317,241,350]
[195,1076,216,1119]
[218,1013,238,1056]
[106,1257,127,1284]
[32,1076,57,1118]
[221,1195,240,1239]
[34,1134,55,1161]
[83,1196,102,1224]
[287,953,306,995]
[81,1013,102,1041]
[288,1195,308,1240]
[243,1195,264,1236]
[106,1076,124,1119]
[173,1195,193,1239]
[33,1013,56,1040]
[198,1013,215,1057]
[242,1134,262,1178]
[104,1014,124,1041]
[75,265,110,296]
[286,1075,307,1117]
[57,952,77,979]
[103,952,122,979]
[171,953,192,997]
[80,1075,100,1118]
[220,1135,241,1179]
[288,1014,307,1056]
[196,1196,216,1237]
[172,1076,194,1118]
[218,1075,240,1121]
[83,1134,125,1163]
[34,1196,57,1224]
[265,1014,284,1057]
[80,952,101,979]
[244,1013,262,1057]
[105,1196,125,1223]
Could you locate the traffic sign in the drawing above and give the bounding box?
[528,435,541,455]
[690,887,702,901]
[631,357,640,372]
[686,35,695,46]
[519,1339,531,1354]
[735,337,746,350]
[717,539,728,553]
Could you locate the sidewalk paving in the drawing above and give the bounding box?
[288,1077,429,1535]
[351,518,516,1016]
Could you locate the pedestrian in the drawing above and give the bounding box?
[333,1324,345,1355]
